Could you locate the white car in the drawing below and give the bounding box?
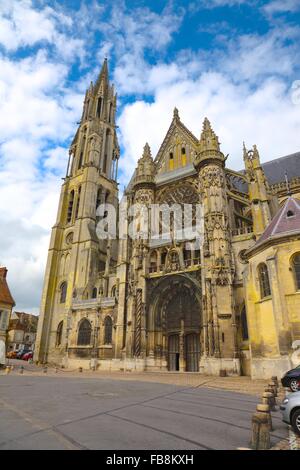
[280,391,300,436]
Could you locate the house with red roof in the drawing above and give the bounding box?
[0,267,15,365]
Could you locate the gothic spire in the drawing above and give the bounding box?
[94,58,109,94]
[199,117,220,153]
[194,117,225,169]
[133,143,156,187]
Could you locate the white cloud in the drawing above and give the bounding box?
[118,72,300,186]
[263,0,300,15]
[0,1,86,313]
[0,0,300,314]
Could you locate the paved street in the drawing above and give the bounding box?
[0,369,288,450]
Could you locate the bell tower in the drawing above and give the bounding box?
[35,59,119,363]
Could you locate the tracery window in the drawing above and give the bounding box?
[241,306,249,340]
[60,282,67,304]
[67,190,74,223]
[92,287,98,299]
[104,316,113,344]
[77,319,92,346]
[258,263,271,298]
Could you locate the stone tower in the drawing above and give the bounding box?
[194,118,239,374]
[35,59,119,363]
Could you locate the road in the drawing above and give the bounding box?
[0,370,288,450]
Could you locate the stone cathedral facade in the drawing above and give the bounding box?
[35,60,300,379]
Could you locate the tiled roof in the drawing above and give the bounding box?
[0,267,15,307]
[234,151,300,193]
[262,152,300,185]
[256,197,300,245]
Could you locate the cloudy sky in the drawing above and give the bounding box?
[0,0,300,313]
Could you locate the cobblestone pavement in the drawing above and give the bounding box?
[1,360,298,450]
[3,360,268,396]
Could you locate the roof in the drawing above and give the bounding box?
[8,312,38,332]
[0,267,15,307]
[262,152,300,185]
[256,196,300,245]
[233,151,300,193]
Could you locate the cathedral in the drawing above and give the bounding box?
[35,60,300,379]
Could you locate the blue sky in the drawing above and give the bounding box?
[0,0,300,312]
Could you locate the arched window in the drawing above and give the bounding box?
[258,263,271,298]
[96,187,102,210]
[292,253,300,290]
[60,282,67,304]
[85,99,90,120]
[150,251,157,273]
[241,306,249,340]
[92,287,97,299]
[78,135,86,169]
[169,152,174,170]
[109,103,113,123]
[103,129,110,174]
[181,147,187,166]
[56,321,63,346]
[96,97,102,118]
[77,319,92,346]
[67,190,74,223]
[111,285,116,297]
[75,186,81,219]
[104,316,113,344]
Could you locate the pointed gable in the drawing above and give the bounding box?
[256,197,300,244]
[155,108,199,176]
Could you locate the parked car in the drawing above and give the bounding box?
[6,350,17,359]
[281,365,300,392]
[16,349,31,360]
[280,391,300,436]
[22,351,33,361]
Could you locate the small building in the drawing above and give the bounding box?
[7,312,38,353]
[0,267,15,365]
[244,197,300,378]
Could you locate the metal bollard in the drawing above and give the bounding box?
[250,404,271,450]
[20,366,24,374]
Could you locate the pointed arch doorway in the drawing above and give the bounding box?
[151,277,202,372]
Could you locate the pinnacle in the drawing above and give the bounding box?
[243,141,248,159]
[198,117,221,153]
[173,107,180,120]
[94,57,109,93]
[202,117,212,132]
[143,142,152,159]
